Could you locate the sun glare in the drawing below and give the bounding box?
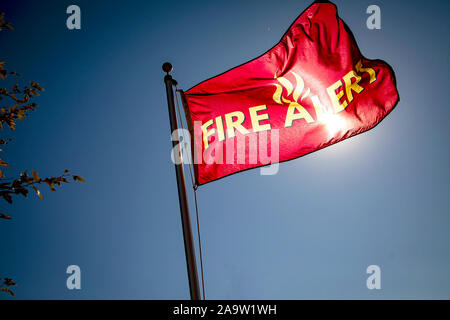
[321,112,348,138]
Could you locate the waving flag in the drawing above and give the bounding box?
[183,1,399,185]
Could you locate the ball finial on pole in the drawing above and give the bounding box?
[162,62,173,74]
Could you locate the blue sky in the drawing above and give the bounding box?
[0,0,449,299]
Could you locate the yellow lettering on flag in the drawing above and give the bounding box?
[285,102,314,127]
[225,111,250,138]
[249,105,271,132]
[327,80,347,113]
[343,70,364,103]
[201,119,215,149]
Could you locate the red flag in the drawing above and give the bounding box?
[183,1,399,185]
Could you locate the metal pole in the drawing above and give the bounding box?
[162,62,201,300]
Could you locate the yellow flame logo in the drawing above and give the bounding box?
[272,70,311,105]
[271,70,347,137]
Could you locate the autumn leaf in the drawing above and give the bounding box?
[72,175,86,183]
[2,193,12,204]
[32,170,40,182]
[0,12,14,32]
[0,213,11,220]
[0,158,10,167]
[0,62,5,80]
[3,278,15,286]
[0,287,15,296]
[32,186,43,200]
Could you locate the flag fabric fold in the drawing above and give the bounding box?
[183,1,399,185]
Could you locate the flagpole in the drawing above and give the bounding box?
[162,62,201,300]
